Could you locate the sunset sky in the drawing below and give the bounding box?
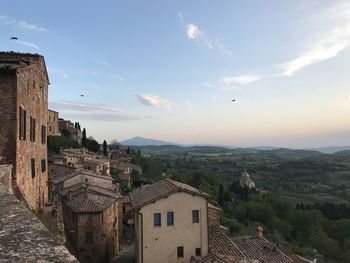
[1,0,350,148]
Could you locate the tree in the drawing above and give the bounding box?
[218,184,225,207]
[86,138,100,153]
[127,147,130,154]
[82,128,87,147]
[103,140,107,156]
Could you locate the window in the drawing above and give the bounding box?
[153,213,161,226]
[192,210,199,223]
[41,125,46,144]
[41,159,46,173]
[177,246,184,258]
[30,117,36,142]
[85,231,93,244]
[19,107,26,140]
[195,248,201,257]
[31,159,35,178]
[167,212,174,226]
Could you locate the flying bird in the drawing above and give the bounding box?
[80,94,85,97]
[10,37,18,40]
[232,99,236,102]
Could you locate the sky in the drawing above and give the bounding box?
[1,0,350,148]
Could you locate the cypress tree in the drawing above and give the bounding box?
[82,128,87,147]
[103,140,107,156]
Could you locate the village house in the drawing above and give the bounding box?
[48,163,115,202]
[0,52,49,211]
[240,170,256,189]
[61,182,122,263]
[58,118,83,144]
[48,109,61,136]
[83,158,110,175]
[129,178,209,263]
[59,148,97,167]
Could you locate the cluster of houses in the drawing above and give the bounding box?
[0,51,315,263]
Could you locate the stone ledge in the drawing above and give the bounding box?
[0,184,78,263]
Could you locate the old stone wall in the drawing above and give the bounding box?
[15,57,49,211]
[0,71,17,168]
[48,109,60,136]
[208,206,221,226]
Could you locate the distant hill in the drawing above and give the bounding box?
[120,136,179,146]
[308,146,350,154]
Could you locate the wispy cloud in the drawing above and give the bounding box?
[0,15,48,32]
[136,94,175,109]
[185,23,232,56]
[183,100,196,108]
[204,74,264,90]
[14,40,39,49]
[280,2,350,76]
[95,60,109,66]
[49,100,146,122]
[179,12,232,56]
[47,67,69,78]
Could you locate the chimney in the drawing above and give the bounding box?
[256,226,263,239]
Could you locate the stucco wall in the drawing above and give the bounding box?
[136,192,208,263]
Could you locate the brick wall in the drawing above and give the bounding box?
[208,206,221,226]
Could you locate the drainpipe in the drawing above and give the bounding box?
[137,210,144,263]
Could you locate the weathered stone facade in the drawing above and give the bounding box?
[62,186,122,263]
[48,109,60,136]
[208,203,221,226]
[0,52,49,211]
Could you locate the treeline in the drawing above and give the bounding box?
[297,202,350,221]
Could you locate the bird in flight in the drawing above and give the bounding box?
[10,37,18,40]
[232,99,236,102]
[80,94,85,97]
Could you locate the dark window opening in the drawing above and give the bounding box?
[154,213,161,226]
[196,248,201,257]
[41,159,46,173]
[30,117,36,142]
[41,125,46,144]
[31,159,35,178]
[19,107,26,140]
[167,212,174,226]
[192,210,199,223]
[177,246,184,258]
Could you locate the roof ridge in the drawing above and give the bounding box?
[162,178,178,190]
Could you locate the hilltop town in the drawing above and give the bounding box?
[0,52,327,263]
[0,52,350,263]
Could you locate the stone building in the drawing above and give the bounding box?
[58,118,82,144]
[83,158,110,175]
[129,178,209,263]
[0,52,49,211]
[207,203,222,226]
[48,109,60,136]
[240,170,256,189]
[61,183,122,263]
[48,163,115,202]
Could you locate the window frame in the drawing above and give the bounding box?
[195,248,201,257]
[192,210,199,223]
[177,246,184,258]
[31,158,35,178]
[167,211,174,226]
[153,212,161,227]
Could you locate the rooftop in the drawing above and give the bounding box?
[208,225,244,258]
[65,191,117,213]
[232,236,293,263]
[83,158,109,165]
[0,184,77,262]
[191,253,260,263]
[129,178,209,209]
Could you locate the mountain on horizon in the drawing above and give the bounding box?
[120,136,179,146]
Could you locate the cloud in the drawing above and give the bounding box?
[280,2,350,76]
[136,94,175,109]
[205,74,264,90]
[185,23,232,56]
[183,101,196,108]
[95,60,109,66]
[49,100,146,122]
[0,15,48,32]
[47,67,69,78]
[14,40,39,49]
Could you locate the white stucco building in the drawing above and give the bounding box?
[129,179,209,263]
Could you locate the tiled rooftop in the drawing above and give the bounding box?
[65,191,117,213]
[208,225,244,258]
[0,184,77,262]
[232,236,293,263]
[129,178,208,209]
[191,253,260,263]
